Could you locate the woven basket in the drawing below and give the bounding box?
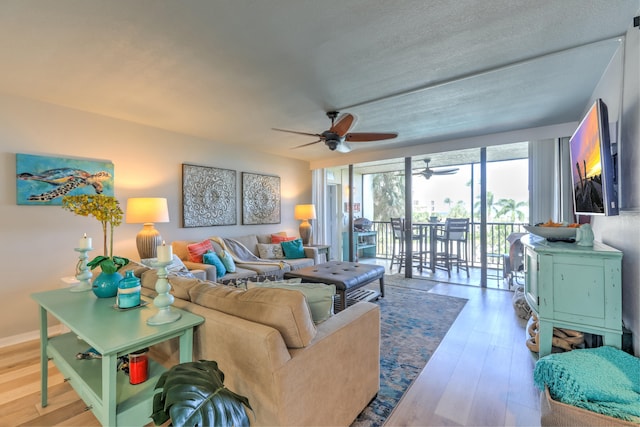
[540,387,639,426]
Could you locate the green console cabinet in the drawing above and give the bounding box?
[521,234,623,357]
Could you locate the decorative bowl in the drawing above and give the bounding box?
[523,225,577,240]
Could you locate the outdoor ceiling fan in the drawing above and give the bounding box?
[413,158,459,179]
[272,111,398,153]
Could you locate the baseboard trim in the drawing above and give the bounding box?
[0,325,67,349]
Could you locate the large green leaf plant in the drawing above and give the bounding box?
[151,360,252,427]
[62,194,129,274]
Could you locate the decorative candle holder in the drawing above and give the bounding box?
[71,247,93,292]
[147,260,181,325]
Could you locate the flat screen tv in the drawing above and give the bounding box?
[569,98,618,216]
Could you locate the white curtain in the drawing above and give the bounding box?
[311,169,326,244]
[528,137,573,225]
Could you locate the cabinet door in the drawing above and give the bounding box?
[552,255,606,324]
[523,247,539,313]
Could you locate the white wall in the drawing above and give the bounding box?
[590,22,640,353]
[0,93,311,345]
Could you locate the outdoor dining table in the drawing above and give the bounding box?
[413,221,445,273]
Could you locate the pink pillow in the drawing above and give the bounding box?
[271,234,297,244]
[187,240,214,263]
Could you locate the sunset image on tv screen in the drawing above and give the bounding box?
[570,102,604,214]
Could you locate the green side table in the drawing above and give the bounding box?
[32,288,204,426]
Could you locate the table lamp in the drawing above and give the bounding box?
[294,204,316,245]
[126,198,170,259]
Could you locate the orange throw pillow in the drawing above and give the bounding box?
[271,234,297,244]
[187,240,214,263]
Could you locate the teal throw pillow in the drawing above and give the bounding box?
[247,281,336,323]
[281,238,305,259]
[218,250,236,272]
[202,251,227,278]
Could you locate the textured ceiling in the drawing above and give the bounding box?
[0,1,638,167]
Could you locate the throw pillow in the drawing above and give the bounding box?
[202,251,227,278]
[271,234,297,244]
[187,240,214,263]
[247,282,336,324]
[141,254,195,278]
[257,243,285,259]
[218,250,236,272]
[281,238,305,259]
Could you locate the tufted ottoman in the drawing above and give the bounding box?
[284,261,385,311]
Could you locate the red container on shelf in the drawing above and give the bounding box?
[129,348,148,385]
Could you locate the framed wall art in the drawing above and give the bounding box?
[16,153,114,205]
[182,164,237,227]
[242,172,281,225]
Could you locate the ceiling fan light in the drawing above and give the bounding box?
[335,141,352,153]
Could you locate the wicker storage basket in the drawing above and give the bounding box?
[540,387,639,426]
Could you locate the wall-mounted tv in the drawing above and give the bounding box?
[569,98,618,216]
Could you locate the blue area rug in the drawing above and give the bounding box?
[352,278,467,427]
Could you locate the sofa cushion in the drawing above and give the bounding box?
[232,234,260,256]
[257,243,286,259]
[247,281,336,324]
[271,234,296,244]
[187,240,214,263]
[189,282,317,348]
[140,269,211,301]
[203,251,226,278]
[284,257,315,270]
[118,259,151,278]
[218,249,236,272]
[281,238,305,259]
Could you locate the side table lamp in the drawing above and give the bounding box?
[126,197,170,259]
[294,204,316,245]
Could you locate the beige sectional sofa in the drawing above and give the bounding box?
[172,232,320,282]
[132,266,381,426]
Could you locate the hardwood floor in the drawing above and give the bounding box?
[0,267,540,427]
[384,281,541,427]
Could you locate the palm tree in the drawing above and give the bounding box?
[474,191,498,221]
[443,197,452,213]
[372,172,405,221]
[495,198,528,222]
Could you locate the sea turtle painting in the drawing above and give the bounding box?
[17,168,112,201]
[16,154,114,205]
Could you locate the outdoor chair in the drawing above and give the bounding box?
[390,217,423,273]
[434,217,470,277]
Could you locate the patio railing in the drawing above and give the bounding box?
[369,220,527,271]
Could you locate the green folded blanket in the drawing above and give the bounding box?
[534,346,640,422]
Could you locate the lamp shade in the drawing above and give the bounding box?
[294,204,317,220]
[126,198,170,224]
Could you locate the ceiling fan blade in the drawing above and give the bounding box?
[344,132,398,142]
[273,128,322,138]
[330,113,355,137]
[432,167,459,175]
[291,139,322,149]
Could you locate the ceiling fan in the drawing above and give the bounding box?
[272,111,398,153]
[413,158,459,179]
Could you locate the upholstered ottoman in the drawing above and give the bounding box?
[284,261,385,311]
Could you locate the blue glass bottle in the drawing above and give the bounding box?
[117,270,141,309]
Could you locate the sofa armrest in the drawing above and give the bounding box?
[280,302,381,425]
[303,246,320,264]
[189,269,207,280]
[183,260,217,281]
